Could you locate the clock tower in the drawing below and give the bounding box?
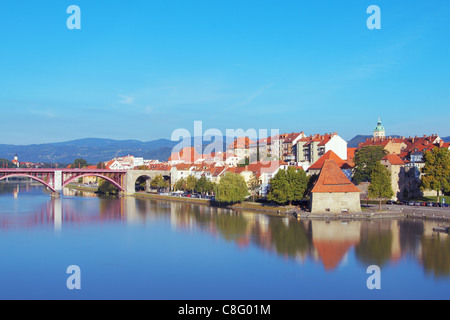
[373,118,385,139]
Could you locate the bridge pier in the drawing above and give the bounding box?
[53,170,62,191]
[50,170,63,197]
[50,192,60,198]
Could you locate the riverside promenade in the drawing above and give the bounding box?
[290,204,450,222]
[133,192,450,222]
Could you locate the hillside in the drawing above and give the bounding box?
[347,134,408,148]
[0,136,231,164]
[347,135,372,148]
[0,138,179,164]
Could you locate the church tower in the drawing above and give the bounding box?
[12,153,19,167]
[373,118,385,139]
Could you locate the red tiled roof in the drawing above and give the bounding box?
[227,137,255,149]
[317,135,333,146]
[148,163,172,171]
[308,150,354,171]
[282,132,303,143]
[347,148,357,161]
[212,167,226,177]
[359,138,392,148]
[359,135,443,156]
[398,151,409,159]
[245,161,286,174]
[104,160,116,169]
[311,159,360,193]
[382,154,405,165]
[168,147,201,162]
[175,163,191,170]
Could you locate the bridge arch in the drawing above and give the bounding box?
[135,174,152,192]
[0,174,56,192]
[63,174,124,191]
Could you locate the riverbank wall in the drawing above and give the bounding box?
[131,192,450,222]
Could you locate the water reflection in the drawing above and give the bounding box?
[164,202,449,278]
[1,182,449,279]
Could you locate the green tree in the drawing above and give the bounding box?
[215,172,249,204]
[98,178,119,195]
[421,147,450,204]
[209,182,217,195]
[267,167,309,205]
[186,175,198,194]
[195,176,215,195]
[267,169,288,204]
[174,178,187,191]
[151,174,169,191]
[71,158,89,169]
[353,146,388,184]
[286,166,309,205]
[96,162,106,169]
[0,158,15,168]
[247,173,261,202]
[368,162,394,211]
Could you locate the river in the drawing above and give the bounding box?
[0,182,448,300]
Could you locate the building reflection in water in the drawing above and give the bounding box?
[1,184,448,278]
[311,220,361,271]
[152,201,449,278]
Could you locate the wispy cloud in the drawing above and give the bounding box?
[117,94,134,105]
[27,108,57,119]
[236,83,275,108]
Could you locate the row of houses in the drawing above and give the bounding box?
[170,160,290,196]
[99,129,350,176]
[103,155,162,170]
[96,119,448,212]
[358,134,450,201]
[350,120,450,201]
[225,131,348,169]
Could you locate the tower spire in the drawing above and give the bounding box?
[373,117,385,139]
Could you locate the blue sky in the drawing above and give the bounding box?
[0,0,449,144]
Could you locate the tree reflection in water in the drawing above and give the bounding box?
[0,183,448,279]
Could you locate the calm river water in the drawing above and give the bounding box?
[0,182,448,300]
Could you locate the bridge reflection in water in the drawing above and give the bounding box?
[0,185,449,279]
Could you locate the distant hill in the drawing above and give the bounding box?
[347,135,405,148]
[4,134,448,165]
[0,136,233,165]
[347,135,372,148]
[0,138,179,164]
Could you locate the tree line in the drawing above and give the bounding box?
[352,145,450,208]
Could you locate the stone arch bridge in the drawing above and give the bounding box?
[0,168,171,195]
